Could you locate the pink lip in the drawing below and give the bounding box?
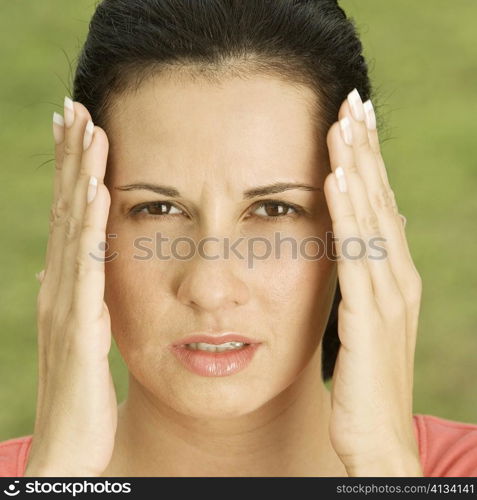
[169,332,262,377]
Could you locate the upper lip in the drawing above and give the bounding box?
[171,332,261,347]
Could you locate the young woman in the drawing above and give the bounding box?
[1,0,477,477]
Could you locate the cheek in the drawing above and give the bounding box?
[261,233,336,315]
[252,254,336,391]
[259,244,337,357]
[103,228,170,345]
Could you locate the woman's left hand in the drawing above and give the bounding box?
[323,89,424,477]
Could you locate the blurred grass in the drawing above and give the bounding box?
[0,0,476,440]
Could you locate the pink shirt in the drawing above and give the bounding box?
[1,414,477,477]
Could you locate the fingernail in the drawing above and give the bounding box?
[339,117,353,146]
[335,166,347,193]
[363,100,377,130]
[83,120,94,151]
[87,175,98,204]
[52,112,65,144]
[64,96,75,128]
[399,214,407,228]
[35,269,45,283]
[347,88,365,122]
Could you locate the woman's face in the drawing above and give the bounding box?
[104,72,336,418]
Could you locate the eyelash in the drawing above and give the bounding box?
[128,199,305,222]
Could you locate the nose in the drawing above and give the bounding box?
[176,254,250,313]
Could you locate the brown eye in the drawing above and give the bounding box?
[253,201,300,220]
[130,202,183,217]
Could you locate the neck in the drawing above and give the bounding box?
[102,350,347,477]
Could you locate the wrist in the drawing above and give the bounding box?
[343,448,424,477]
[24,458,98,477]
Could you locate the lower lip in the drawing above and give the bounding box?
[170,344,261,377]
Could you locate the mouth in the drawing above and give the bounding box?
[184,341,250,352]
[169,332,262,377]
[172,332,261,348]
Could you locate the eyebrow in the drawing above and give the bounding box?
[114,182,322,199]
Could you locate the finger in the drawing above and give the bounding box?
[342,93,421,371]
[339,92,421,304]
[327,120,403,314]
[323,169,374,315]
[60,99,93,199]
[43,100,92,294]
[363,99,400,213]
[45,98,74,267]
[58,124,110,313]
[340,94,399,219]
[71,179,111,324]
[364,104,409,236]
[52,111,65,203]
[363,102,417,299]
[43,109,65,276]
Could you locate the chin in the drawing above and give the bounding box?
[159,377,272,419]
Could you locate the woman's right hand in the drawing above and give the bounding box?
[24,97,117,477]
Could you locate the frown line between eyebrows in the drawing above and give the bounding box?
[114,182,322,199]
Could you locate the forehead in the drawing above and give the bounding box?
[106,72,327,185]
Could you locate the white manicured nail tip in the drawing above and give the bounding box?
[53,112,64,126]
[348,88,365,121]
[83,120,94,151]
[64,96,75,128]
[52,112,65,144]
[339,117,353,146]
[335,166,347,193]
[363,100,377,130]
[64,96,74,110]
[87,175,98,204]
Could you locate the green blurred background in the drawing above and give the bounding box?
[0,0,476,441]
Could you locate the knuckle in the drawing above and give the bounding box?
[371,188,394,211]
[49,205,56,228]
[49,197,69,226]
[78,164,90,179]
[63,140,78,158]
[74,257,89,280]
[65,214,81,241]
[358,213,380,234]
[346,163,359,176]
